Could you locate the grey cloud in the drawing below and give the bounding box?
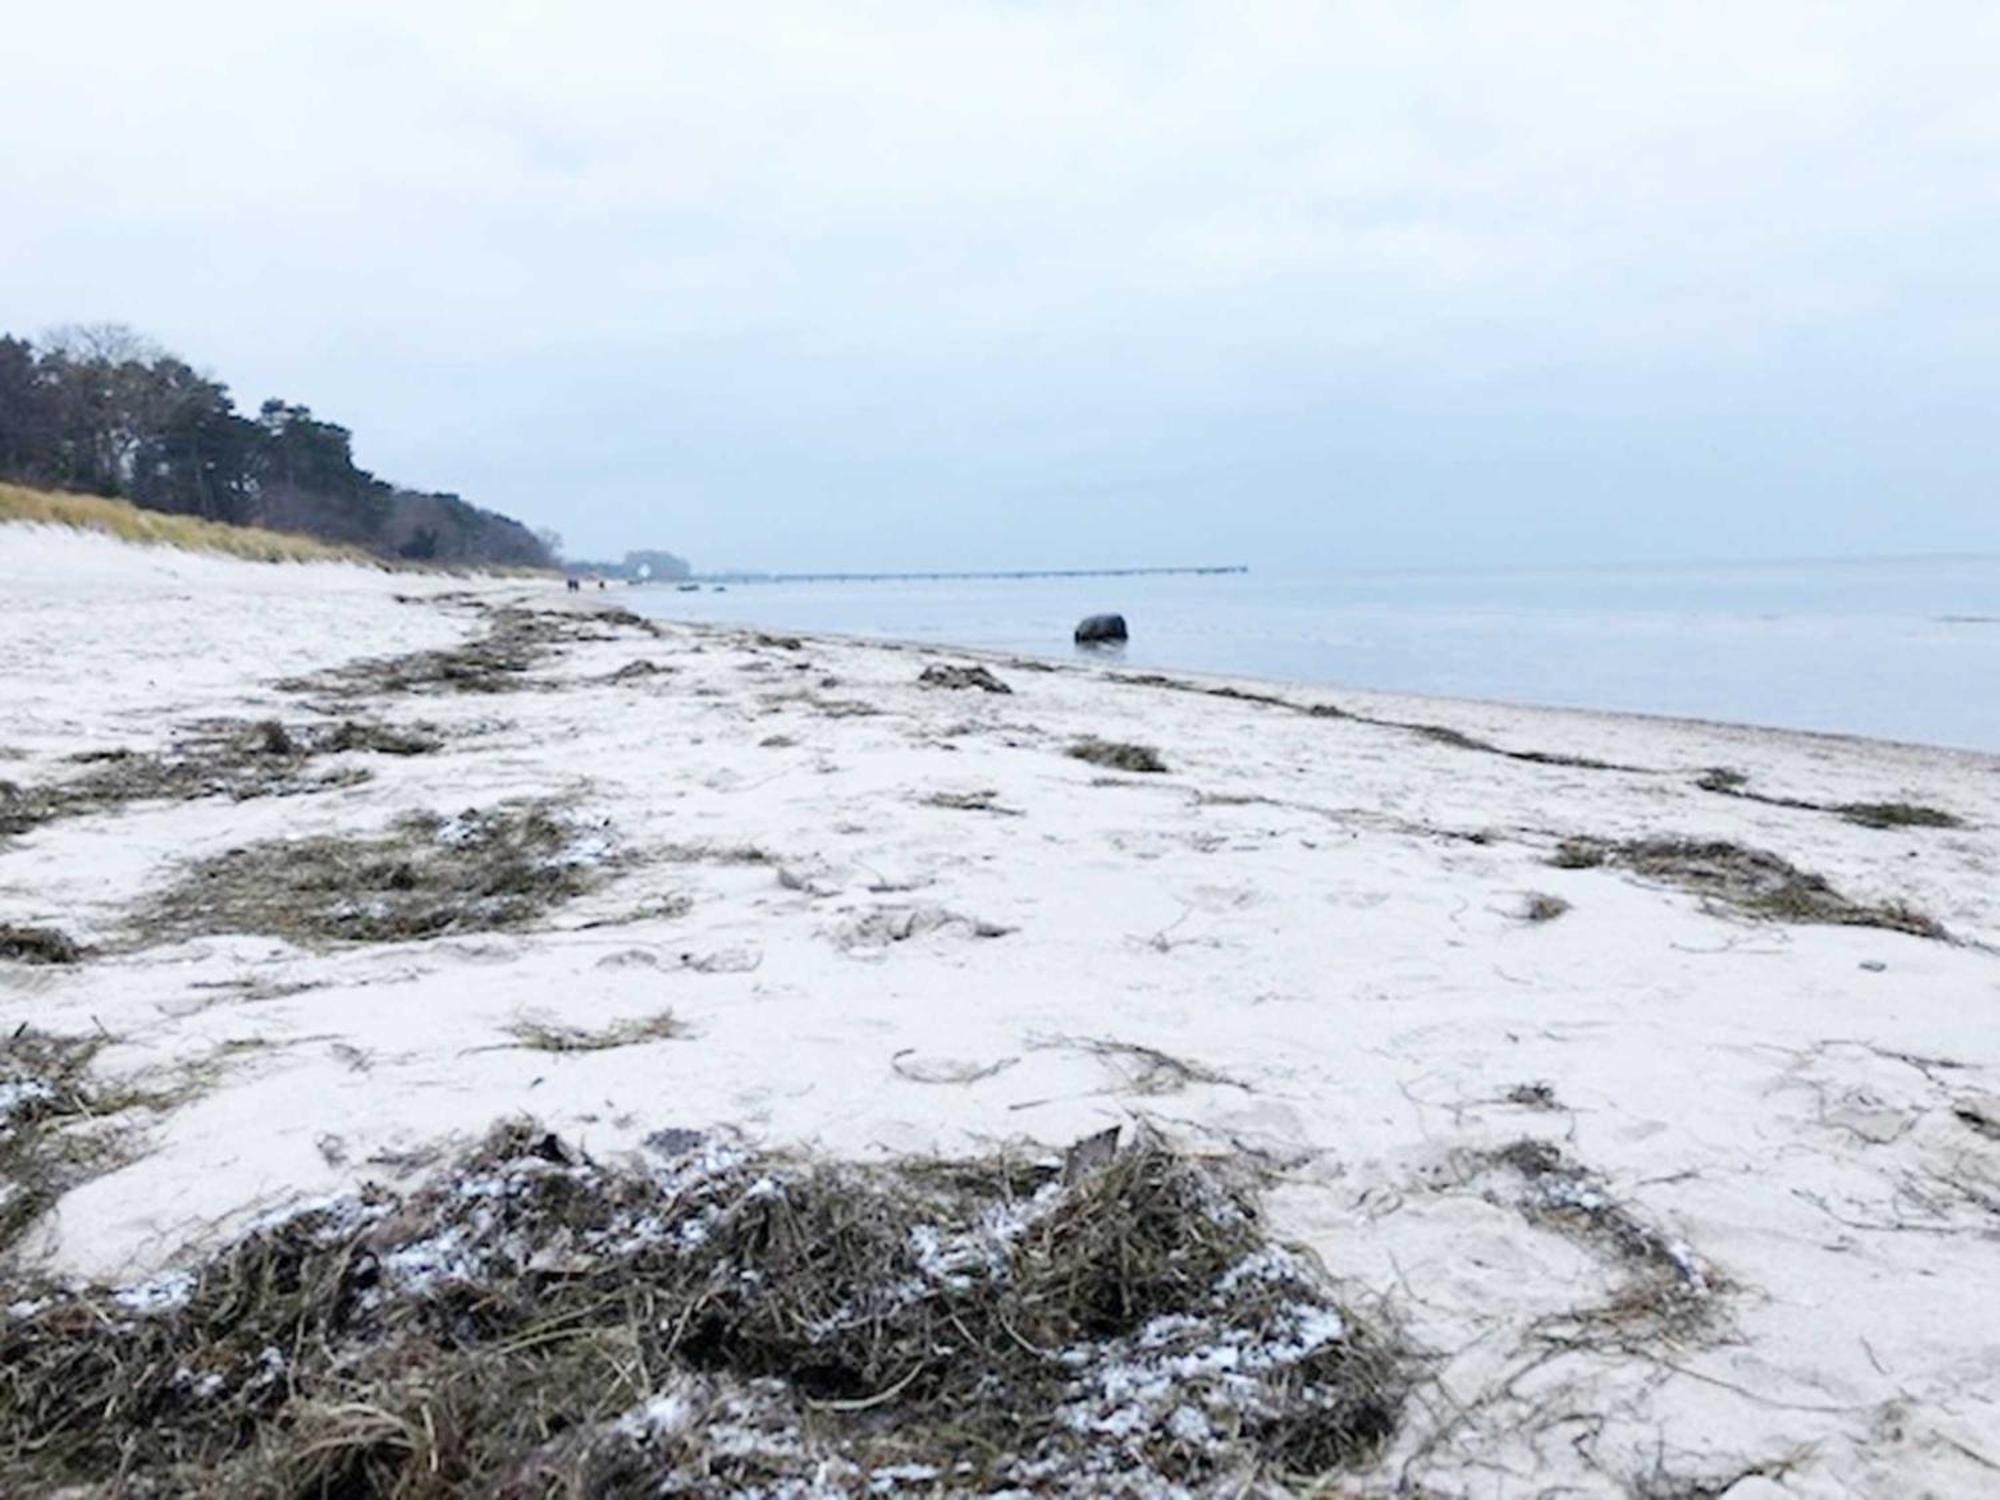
[4,2,1996,567]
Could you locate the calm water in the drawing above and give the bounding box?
[629,557,2000,752]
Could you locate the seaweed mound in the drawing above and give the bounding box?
[1068,738,1168,774]
[0,718,440,840]
[0,1125,1406,1497]
[137,800,607,946]
[1551,836,1945,939]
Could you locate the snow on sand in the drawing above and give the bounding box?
[3,522,1999,1495]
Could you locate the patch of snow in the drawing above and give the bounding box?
[615,1392,697,1441]
[111,1271,195,1315]
[0,1078,57,1129]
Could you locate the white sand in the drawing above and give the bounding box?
[4,523,1998,1496]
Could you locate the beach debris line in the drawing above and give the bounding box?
[1695,767,1963,830]
[831,903,1016,954]
[1837,800,1963,829]
[813,695,882,718]
[922,787,1026,816]
[1031,1032,1249,1096]
[1386,720,1628,771]
[1518,892,1572,924]
[1098,671,1655,770]
[1,1028,164,1259]
[135,798,613,946]
[604,658,673,684]
[0,717,441,839]
[917,662,1014,694]
[280,602,656,698]
[0,1122,1408,1496]
[1032,669,1640,788]
[1502,1081,1562,1111]
[1068,737,1169,773]
[0,924,81,965]
[1474,1139,1722,1341]
[1953,1094,2000,1141]
[1548,836,1947,939]
[658,838,775,866]
[490,1009,687,1054]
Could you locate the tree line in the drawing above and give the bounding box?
[0,325,552,567]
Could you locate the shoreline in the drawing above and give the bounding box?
[637,605,2000,768]
[624,560,2000,758]
[5,525,1999,1495]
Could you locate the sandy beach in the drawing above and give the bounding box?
[4,524,1999,1497]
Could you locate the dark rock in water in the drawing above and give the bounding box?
[919,663,1013,694]
[1074,613,1128,644]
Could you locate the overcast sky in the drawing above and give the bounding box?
[5,3,1997,571]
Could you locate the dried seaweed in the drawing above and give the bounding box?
[1552,836,1945,939]
[135,800,607,946]
[1068,739,1168,774]
[0,1124,1407,1496]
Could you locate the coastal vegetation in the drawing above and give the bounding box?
[0,325,551,567]
[0,482,375,564]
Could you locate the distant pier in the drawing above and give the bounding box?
[686,565,1249,584]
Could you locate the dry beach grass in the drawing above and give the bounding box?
[0,483,377,566]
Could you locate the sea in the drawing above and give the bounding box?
[626,555,2000,754]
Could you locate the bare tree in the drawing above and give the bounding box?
[38,322,164,366]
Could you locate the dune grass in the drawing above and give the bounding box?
[0,482,382,565]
